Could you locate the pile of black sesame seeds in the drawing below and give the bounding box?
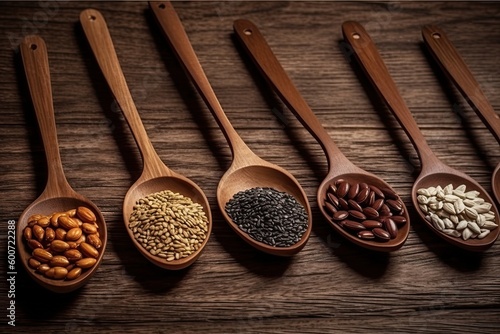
[225,187,308,247]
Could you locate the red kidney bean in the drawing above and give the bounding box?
[333,211,349,221]
[349,210,366,220]
[358,230,375,240]
[391,215,407,225]
[379,204,392,216]
[371,198,384,211]
[336,181,350,198]
[348,199,363,212]
[382,217,398,239]
[342,220,366,232]
[363,207,379,219]
[369,185,384,198]
[324,202,337,215]
[362,220,383,229]
[372,227,391,241]
[355,187,370,204]
[386,199,402,212]
[347,183,360,200]
[338,198,349,210]
[327,193,339,208]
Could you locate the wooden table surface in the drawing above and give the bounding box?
[1,1,500,333]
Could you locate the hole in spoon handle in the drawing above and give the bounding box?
[233,19,343,169]
[422,25,500,143]
[20,35,69,192]
[149,1,253,159]
[342,21,438,168]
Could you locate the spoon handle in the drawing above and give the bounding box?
[149,1,252,158]
[80,9,167,176]
[20,35,73,197]
[342,21,439,168]
[422,25,500,144]
[233,19,350,171]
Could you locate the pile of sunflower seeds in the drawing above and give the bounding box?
[417,184,497,240]
[225,187,308,247]
[129,190,209,261]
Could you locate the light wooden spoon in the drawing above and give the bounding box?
[422,25,500,205]
[343,21,500,251]
[149,1,311,256]
[233,19,410,252]
[18,35,107,292]
[80,9,211,269]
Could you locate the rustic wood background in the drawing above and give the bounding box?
[1,1,499,332]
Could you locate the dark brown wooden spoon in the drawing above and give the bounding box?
[343,21,499,251]
[80,9,211,269]
[422,24,500,205]
[149,1,311,256]
[233,19,410,252]
[18,35,107,292]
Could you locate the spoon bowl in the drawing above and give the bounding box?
[123,174,211,269]
[18,197,107,293]
[317,172,410,252]
[422,25,500,206]
[414,168,499,251]
[217,164,311,255]
[344,21,500,251]
[233,19,410,252]
[80,8,211,269]
[18,35,107,293]
[150,1,311,256]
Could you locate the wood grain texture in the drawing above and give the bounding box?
[1,1,499,332]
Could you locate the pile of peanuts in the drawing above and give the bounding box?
[23,206,102,281]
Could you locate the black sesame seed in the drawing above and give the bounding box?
[225,187,308,247]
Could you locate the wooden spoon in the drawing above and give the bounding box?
[343,21,500,251]
[422,25,500,205]
[80,9,211,269]
[232,19,410,252]
[18,35,107,292]
[149,1,311,256]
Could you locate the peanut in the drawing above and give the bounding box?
[28,257,41,269]
[45,267,68,280]
[33,248,52,262]
[36,264,50,274]
[44,227,55,243]
[58,216,79,230]
[66,267,82,280]
[50,240,70,253]
[87,234,102,249]
[77,206,96,222]
[50,255,70,267]
[23,226,32,240]
[50,212,65,228]
[33,225,44,242]
[64,249,83,262]
[66,227,83,241]
[37,217,50,228]
[28,239,43,250]
[82,223,97,234]
[79,242,98,258]
[76,258,97,269]
[55,228,67,240]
